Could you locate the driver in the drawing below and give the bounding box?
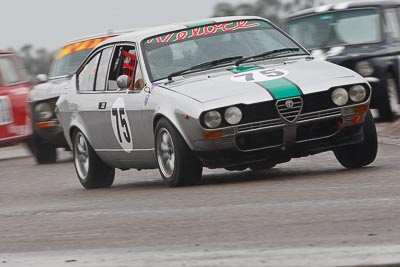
[148,46,174,80]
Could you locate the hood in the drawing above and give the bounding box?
[162,57,366,104]
[29,76,71,102]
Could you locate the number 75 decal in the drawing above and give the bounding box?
[231,69,289,83]
[111,98,133,153]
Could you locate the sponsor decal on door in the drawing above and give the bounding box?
[0,96,13,125]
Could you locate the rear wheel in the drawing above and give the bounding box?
[155,118,203,187]
[73,130,115,189]
[334,111,378,169]
[28,133,57,164]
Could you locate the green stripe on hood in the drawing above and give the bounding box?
[258,78,301,100]
[229,65,262,73]
[228,65,301,99]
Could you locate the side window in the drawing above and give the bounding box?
[78,53,100,91]
[385,8,400,41]
[0,56,22,85]
[95,47,113,91]
[107,45,136,91]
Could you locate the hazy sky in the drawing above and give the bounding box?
[1,0,259,51]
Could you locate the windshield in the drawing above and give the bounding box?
[49,36,112,78]
[286,9,382,49]
[143,20,306,81]
[49,50,92,78]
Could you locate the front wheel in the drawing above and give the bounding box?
[28,133,57,164]
[73,130,115,189]
[334,111,378,169]
[155,118,203,187]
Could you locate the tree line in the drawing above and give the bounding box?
[213,0,319,26]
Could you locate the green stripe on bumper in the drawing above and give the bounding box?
[257,78,301,100]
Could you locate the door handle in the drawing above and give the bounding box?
[98,102,107,110]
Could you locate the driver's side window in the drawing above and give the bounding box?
[107,45,137,91]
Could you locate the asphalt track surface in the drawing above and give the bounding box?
[0,130,400,266]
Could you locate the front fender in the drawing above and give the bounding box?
[152,93,204,151]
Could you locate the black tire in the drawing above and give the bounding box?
[28,133,57,164]
[155,118,203,187]
[334,111,378,169]
[376,73,396,121]
[73,130,115,189]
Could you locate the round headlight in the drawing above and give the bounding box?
[355,61,374,77]
[204,110,222,129]
[34,102,53,121]
[331,88,349,106]
[224,106,242,125]
[349,85,367,103]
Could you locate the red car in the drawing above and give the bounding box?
[0,51,32,147]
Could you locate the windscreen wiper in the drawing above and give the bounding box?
[235,48,301,66]
[168,56,243,81]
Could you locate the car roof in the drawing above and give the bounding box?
[62,28,144,47]
[288,0,400,20]
[100,16,267,46]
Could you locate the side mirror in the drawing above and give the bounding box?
[134,79,145,90]
[36,74,48,84]
[117,75,131,90]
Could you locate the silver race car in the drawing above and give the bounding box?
[57,16,378,188]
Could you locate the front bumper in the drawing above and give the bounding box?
[191,103,369,169]
[33,120,68,148]
[196,124,363,169]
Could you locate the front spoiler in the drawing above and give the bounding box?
[195,124,363,169]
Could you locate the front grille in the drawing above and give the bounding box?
[302,92,335,113]
[298,109,342,122]
[240,102,280,124]
[276,97,303,123]
[238,118,283,133]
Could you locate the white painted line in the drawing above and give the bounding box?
[2,245,400,267]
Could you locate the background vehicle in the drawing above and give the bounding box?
[28,31,137,164]
[0,51,32,147]
[286,0,400,121]
[57,17,377,189]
